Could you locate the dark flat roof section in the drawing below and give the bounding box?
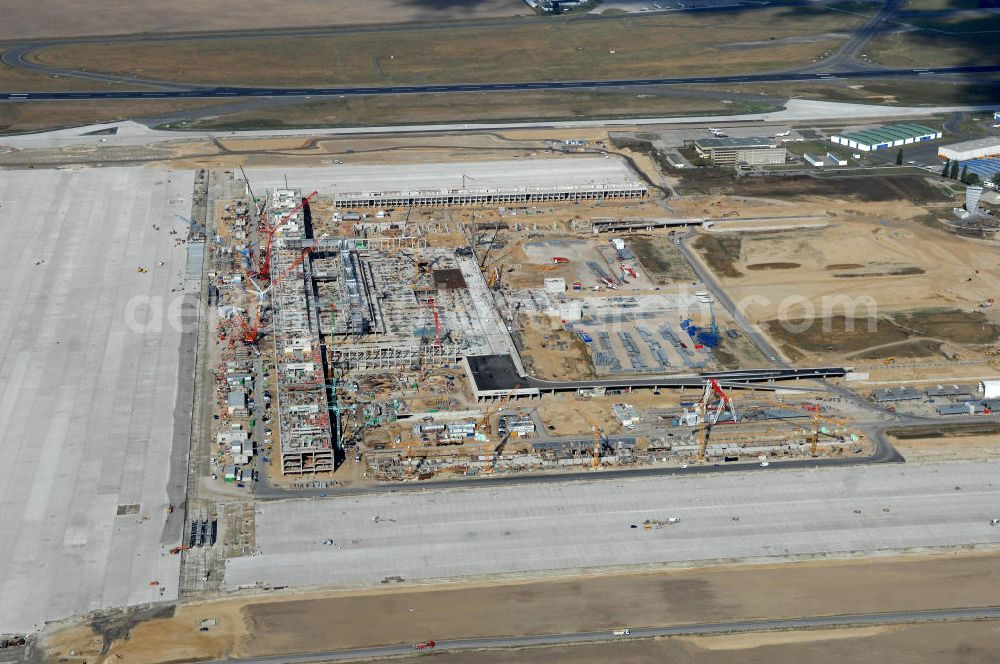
[467,354,526,392]
[466,355,847,395]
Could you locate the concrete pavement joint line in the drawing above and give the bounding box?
[208,606,1000,663]
[227,462,1000,591]
[0,168,193,633]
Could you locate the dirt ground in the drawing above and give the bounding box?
[673,172,953,203]
[370,622,1000,663]
[686,196,1000,364]
[2,0,528,40]
[519,316,596,381]
[43,551,1000,663]
[891,433,1000,462]
[33,9,862,87]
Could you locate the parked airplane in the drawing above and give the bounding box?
[775,130,791,137]
[709,128,727,137]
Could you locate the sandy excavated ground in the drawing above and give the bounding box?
[43,551,1000,664]
[684,193,1000,362]
[3,0,527,40]
[708,214,1000,317]
[891,434,1000,462]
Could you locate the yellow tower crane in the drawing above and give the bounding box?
[808,414,848,456]
[579,409,605,469]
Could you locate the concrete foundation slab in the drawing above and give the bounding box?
[0,167,196,633]
[227,462,1000,590]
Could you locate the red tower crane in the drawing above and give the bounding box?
[696,378,738,462]
[428,297,441,347]
[257,191,318,279]
[237,308,262,344]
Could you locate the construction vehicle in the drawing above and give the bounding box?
[413,641,436,650]
[551,256,571,264]
[882,357,896,366]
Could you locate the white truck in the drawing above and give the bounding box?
[612,629,632,637]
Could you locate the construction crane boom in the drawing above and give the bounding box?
[697,379,738,461]
[258,190,318,279]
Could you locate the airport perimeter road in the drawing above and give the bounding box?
[228,461,1000,591]
[2,65,1000,101]
[212,606,1000,663]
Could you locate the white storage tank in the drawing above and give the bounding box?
[981,379,1000,399]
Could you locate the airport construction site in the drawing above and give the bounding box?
[8,124,1000,658]
[198,156,899,494]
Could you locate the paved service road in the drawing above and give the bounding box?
[2,65,1000,101]
[213,606,1000,663]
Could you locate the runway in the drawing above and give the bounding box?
[3,65,999,101]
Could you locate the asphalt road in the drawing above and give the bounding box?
[3,65,999,101]
[817,0,904,71]
[212,606,1000,664]
[675,230,788,367]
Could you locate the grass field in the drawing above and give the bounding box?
[0,99,236,133]
[674,171,951,202]
[902,0,982,8]
[32,8,865,87]
[2,0,528,40]
[692,234,744,278]
[869,10,1000,67]
[0,49,141,92]
[766,308,998,354]
[172,91,779,131]
[691,76,1000,106]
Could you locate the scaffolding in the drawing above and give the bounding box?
[333,183,647,209]
[269,189,336,475]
